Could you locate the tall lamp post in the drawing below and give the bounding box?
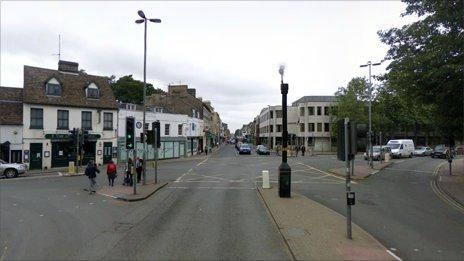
[267,105,271,149]
[278,65,291,198]
[136,10,161,185]
[360,60,381,168]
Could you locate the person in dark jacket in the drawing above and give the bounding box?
[85,160,100,194]
[136,158,143,183]
[301,145,306,156]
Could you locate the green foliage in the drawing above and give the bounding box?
[110,75,164,104]
[378,0,464,140]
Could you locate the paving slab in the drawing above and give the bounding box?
[96,181,169,202]
[329,161,392,180]
[258,186,395,260]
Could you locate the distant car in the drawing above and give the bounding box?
[431,144,448,158]
[387,139,415,158]
[239,143,252,155]
[0,159,28,178]
[414,146,433,156]
[364,146,382,161]
[256,145,270,155]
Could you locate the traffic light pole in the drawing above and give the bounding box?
[76,128,79,174]
[345,118,352,239]
[154,128,158,183]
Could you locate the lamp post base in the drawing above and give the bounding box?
[278,162,291,198]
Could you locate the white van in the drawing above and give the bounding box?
[386,139,415,158]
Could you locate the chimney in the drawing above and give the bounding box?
[58,60,79,73]
[187,88,196,98]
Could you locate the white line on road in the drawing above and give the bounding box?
[385,168,433,174]
[386,250,402,261]
[196,158,208,166]
[297,162,357,184]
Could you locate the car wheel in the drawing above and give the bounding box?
[4,169,18,179]
[410,153,413,158]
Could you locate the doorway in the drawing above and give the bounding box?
[30,143,43,170]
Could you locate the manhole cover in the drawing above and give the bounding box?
[114,222,133,232]
[358,199,377,206]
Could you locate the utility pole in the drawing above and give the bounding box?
[344,118,352,239]
[360,61,381,168]
[278,65,291,198]
[76,128,79,174]
[268,105,271,149]
[154,126,158,183]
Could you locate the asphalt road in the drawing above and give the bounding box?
[1,145,463,260]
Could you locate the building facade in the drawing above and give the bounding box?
[21,61,118,170]
[118,103,204,162]
[258,105,298,148]
[0,87,24,163]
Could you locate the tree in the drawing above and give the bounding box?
[110,75,164,104]
[333,77,369,124]
[378,0,464,142]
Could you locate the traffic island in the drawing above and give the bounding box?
[96,181,169,202]
[328,161,392,181]
[258,187,395,260]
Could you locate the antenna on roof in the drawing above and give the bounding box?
[52,34,61,61]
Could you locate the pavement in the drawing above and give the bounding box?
[436,157,464,210]
[258,186,394,260]
[96,181,169,201]
[328,161,393,180]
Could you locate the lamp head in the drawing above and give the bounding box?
[278,65,285,76]
[137,10,146,19]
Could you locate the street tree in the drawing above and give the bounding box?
[378,0,464,142]
[110,75,164,104]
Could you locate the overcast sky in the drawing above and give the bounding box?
[1,1,417,131]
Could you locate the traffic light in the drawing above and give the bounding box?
[126,117,135,149]
[152,121,161,148]
[337,119,357,161]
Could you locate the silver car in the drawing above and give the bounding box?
[0,159,28,178]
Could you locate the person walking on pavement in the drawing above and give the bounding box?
[136,157,143,183]
[124,158,133,186]
[106,160,117,187]
[295,145,300,157]
[85,160,100,194]
[301,145,306,156]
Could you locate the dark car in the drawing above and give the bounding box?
[239,143,252,155]
[431,144,448,158]
[256,145,270,155]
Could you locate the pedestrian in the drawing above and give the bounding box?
[205,147,208,155]
[106,160,117,187]
[85,160,100,194]
[124,158,133,186]
[301,145,306,156]
[136,157,143,183]
[295,145,300,157]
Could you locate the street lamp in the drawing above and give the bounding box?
[136,10,161,185]
[360,60,381,168]
[267,104,271,149]
[278,65,291,198]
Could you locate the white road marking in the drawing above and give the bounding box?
[39,214,44,217]
[386,250,402,261]
[196,158,208,166]
[102,199,107,202]
[96,192,119,199]
[390,248,397,251]
[184,180,220,183]
[12,203,17,207]
[89,202,94,205]
[63,195,67,197]
[414,248,419,252]
[297,163,357,184]
[385,168,432,174]
[1,245,8,261]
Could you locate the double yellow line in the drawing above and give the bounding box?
[430,162,464,214]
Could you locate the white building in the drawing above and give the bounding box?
[21,61,118,170]
[118,103,204,162]
[258,105,298,148]
[0,87,24,163]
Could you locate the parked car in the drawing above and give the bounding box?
[364,146,383,161]
[431,144,449,158]
[0,159,28,178]
[387,139,415,158]
[238,143,252,155]
[414,146,433,156]
[256,145,270,155]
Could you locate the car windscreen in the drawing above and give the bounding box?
[241,144,251,148]
[388,143,400,149]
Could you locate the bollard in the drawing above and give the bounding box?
[262,170,270,189]
[68,161,75,174]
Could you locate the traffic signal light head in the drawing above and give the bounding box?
[126,117,135,149]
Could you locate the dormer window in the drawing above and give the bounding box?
[86,83,99,99]
[46,78,62,96]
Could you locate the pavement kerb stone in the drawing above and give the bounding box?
[96,181,169,202]
[257,186,394,260]
[434,158,464,211]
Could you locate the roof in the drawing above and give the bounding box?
[23,65,118,110]
[0,87,23,125]
[292,96,338,106]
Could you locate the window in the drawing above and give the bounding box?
[82,111,92,130]
[46,78,61,96]
[277,125,282,132]
[178,124,183,135]
[324,106,330,116]
[86,83,99,99]
[30,108,43,129]
[317,106,322,115]
[300,123,305,132]
[57,110,69,130]
[165,124,170,135]
[308,107,314,115]
[270,125,274,133]
[276,110,283,118]
[300,107,305,116]
[324,123,330,132]
[270,111,274,119]
[317,123,322,132]
[308,123,315,132]
[103,112,113,130]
